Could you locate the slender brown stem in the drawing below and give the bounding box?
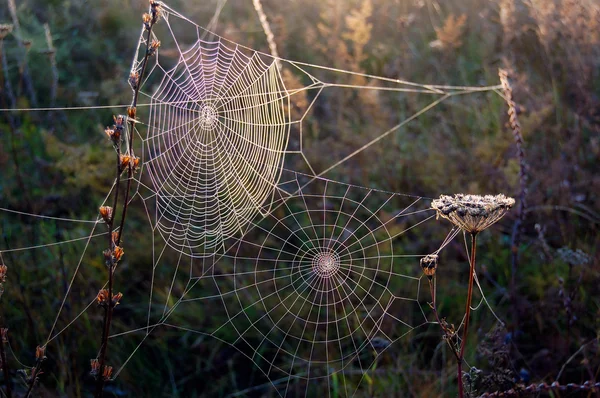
[94,10,156,397]
[24,359,43,398]
[117,17,154,247]
[94,144,121,398]
[0,333,11,398]
[428,278,459,360]
[457,233,477,398]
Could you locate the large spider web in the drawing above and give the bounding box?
[0,2,507,396]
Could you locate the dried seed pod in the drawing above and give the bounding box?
[420,254,439,280]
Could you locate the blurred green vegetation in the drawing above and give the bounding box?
[0,0,598,397]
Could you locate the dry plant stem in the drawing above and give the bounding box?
[428,278,459,360]
[499,68,527,316]
[24,359,43,398]
[95,18,155,398]
[94,144,121,398]
[0,330,11,398]
[457,233,477,398]
[117,25,154,247]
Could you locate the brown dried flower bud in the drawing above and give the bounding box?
[111,231,120,246]
[127,106,136,119]
[99,206,113,224]
[113,246,124,262]
[103,249,113,265]
[129,71,140,89]
[142,13,152,29]
[0,24,13,40]
[148,39,161,56]
[90,359,100,376]
[96,289,110,306]
[420,254,439,280]
[102,365,113,381]
[131,156,140,171]
[0,264,7,282]
[113,115,125,132]
[120,154,131,171]
[112,292,123,306]
[35,345,46,361]
[150,1,162,24]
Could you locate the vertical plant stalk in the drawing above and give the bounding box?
[498,68,528,307]
[7,0,37,107]
[0,258,11,398]
[252,0,282,72]
[457,233,477,398]
[94,4,158,396]
[93,143,121,398]
[0,333,11,398]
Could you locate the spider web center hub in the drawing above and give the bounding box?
[199,104,218,131]
[312,251,341,278]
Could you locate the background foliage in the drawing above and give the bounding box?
[0,0,598,396]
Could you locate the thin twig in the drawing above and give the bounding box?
[94,4,159,397]
[457,233,477,398]
[499,68,528,319]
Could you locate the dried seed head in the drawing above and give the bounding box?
[127,106,136,119]
[112,292,123,306]
[90,359,100,376]
[103,249,113,265]
[111,231,120,246]
[113,115,125,131]
[129,71,140,89]
[0,264,7,282]
[150,1,162,24]
[0,24,13,40]
[120,154,132,171]
[99,206,113,224]
[96,289,110,306]
[420,254,439,280]
[142,13,152,29]
[148,39,161,56]
[35,345,46,361]
[102,365,113,381]
[22,39,32,50]
[431,194,515,234]
[113,246,124,262]
[131,156,140,172]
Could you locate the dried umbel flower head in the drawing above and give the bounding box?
[420,254,439,280]
[0,24,14,40]
[431,194,515,234]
